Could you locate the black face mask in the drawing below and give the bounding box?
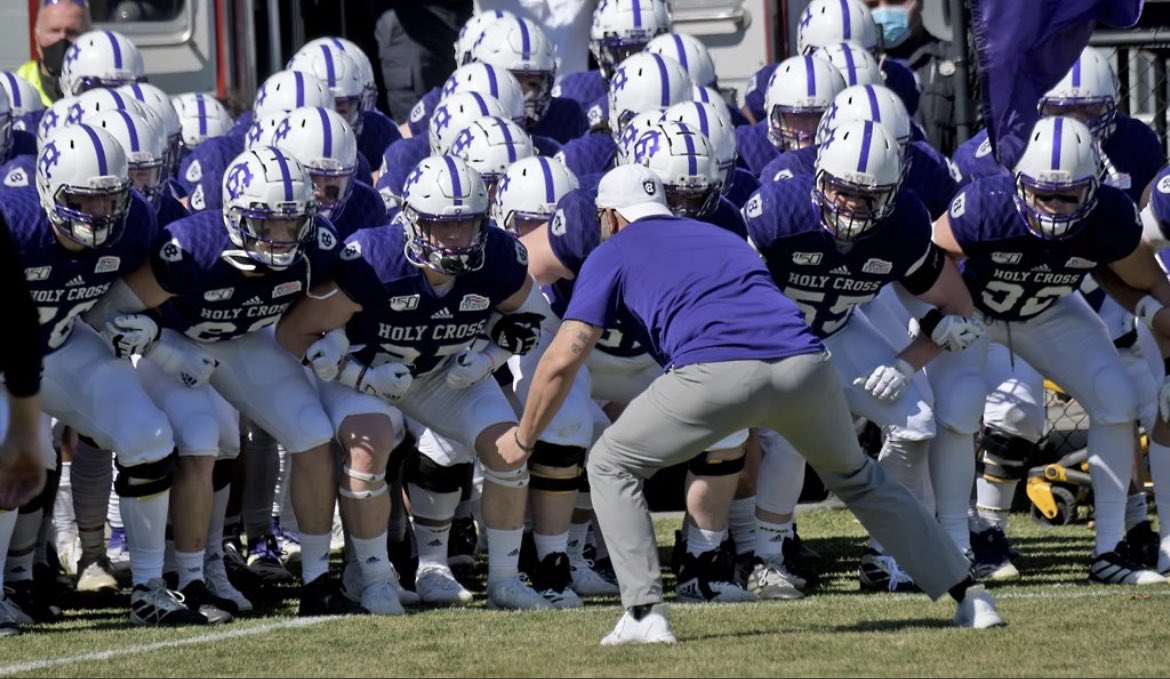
[40,39,72,100]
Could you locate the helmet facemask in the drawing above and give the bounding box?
[225,202,318,270]
[49,178,132,248]
[1013,173,1098,240]
[403,207,488,276]
[812,170,897,241]
[769,106,824,151]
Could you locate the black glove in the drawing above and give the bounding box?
[489,312,543,355]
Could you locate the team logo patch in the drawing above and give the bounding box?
[94,256,121,273]
[1064,256,1096,269]
[792,252,823,265]
[390,294,420,311]
[949,192,967,219]
[861,258,893,275]
[204,287,235,302]
[185,159,202,183]
[745,195,763,218]
[772,169,794,182]
[1158,174,1170,194]
[409,100,426,124]
[514,240,528,265]
[4,168,28,187]
[991,251,1022,265]
[272,281,303,297]
[190,184,206,211]
[642,180,657,196]
[24,266,51,281]
[341,242,362,261]
[317,228,336,251]
[550,209,566,236]
[160,239,184,263]
[587,105,603,128]
[975,139,992,158]
[459,294,490,312]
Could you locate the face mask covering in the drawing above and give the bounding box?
[40,39,72,100]
[872,7,912,49]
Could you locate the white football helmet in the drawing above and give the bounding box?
[271,106,359,221]
[590,0,672,79]
[244,112,288,151]
[171,92,234,151]
[0,88,11,161]
[36,124,132,248]
[817,84,912,155]
[79,108,166,209]
[608,52,693,141]
[293,37,379,114]
[471,17,557,125]
[646,33,717,88]
[60,30,145,97]
[253,70,335,118]
[797,0,879,55]
[813,119,902,240]
[287,46,366,133]
[816,42,883,87]
[692,84,728,108]
[616,110,665,165]
[401,155,490,275]
[1013,116,1101,239]
[455,9,516,67]
[492,155,579,234]
[428,91,510,155]
[66,88,144,129]
[441,63,527,127]
[1038,47,1120,141]
[221,146,319,270]
[632,120,723,217]
[120,82,183,179]
[764,54,846,150]
[0,71,45,119]
[37,97,77,149]
[663,101,737,194]
[448,116,535,195]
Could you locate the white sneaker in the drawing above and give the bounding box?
[570,561,620,596]
[953,584,1005,629]
[343,560,419,607]
[748,556,805,601]
[415,565,473,605]
[486,575,554,611]
[204,553,253,613]
[76,555,119,592]
[360,577,406,616]
[600,604,676,646]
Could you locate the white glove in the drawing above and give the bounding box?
[854,359,915,402]
[341,361,413,402]
[100,313,159,358]
[1136,295,1164,330]
[305,329,349,382]
[146,335,218,389]
[1159,375,1170,422]
[445,346,510,390]
[924,312,986,352]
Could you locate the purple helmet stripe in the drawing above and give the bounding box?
[632,0,643,28]
[486,64,499,97]
[538,156,554,203]
[1051,117,1063,170]
[865,85,881,122]
[443,156,464,206]
[79,124,109,175]
[113,89,128,108]
[320,45,337,86]
[1072,58,1082,88]
[653,54,670,106]
[671,35,689,71]
[470,91,489,114]
[3,73,20,107]
[841,43,857,82]
[695,102,710,136]
[839,0,852,39]
[115,110,140,151]
[682,131,698,175]
[856,120,873,172]
[196,93,207,136]
[518,20,531,60]
[270,149,295,201]
[803,55,816,96]
[318,107,333,157]
[105,31,123,69]
[495,118,517,162]
[294,72,307,108]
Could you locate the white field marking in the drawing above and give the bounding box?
[0,616,340,677]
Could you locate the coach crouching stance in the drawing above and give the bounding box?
[497,164,1005,645]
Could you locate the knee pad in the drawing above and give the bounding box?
[212,459,236,492]
[977,425,1035,482]
[406,454,470,495]
[1089,365,1139,425]
[482,462,529,489]
[687,450,746,477]
[115,451,178,498]
[529,442,585,493]
[338,465,387,500]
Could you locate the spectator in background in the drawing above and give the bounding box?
[476,0,599,79]
[16,0,93,106]
[374,0,474,121]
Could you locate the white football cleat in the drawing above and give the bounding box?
[360,577,406,616]
[486,575,554,611]
[76,555,119,592]
[601,604,677,646]
[343,560,419,606]
[415,564,474,605]
[953,584,1005,629]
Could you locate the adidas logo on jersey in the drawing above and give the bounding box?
[431,307,454,320]
[829,265,850,275]
[242,296,265,306]
[65,274,85,287]
[1032,263,1051,272]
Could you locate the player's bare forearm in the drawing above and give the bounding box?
[897,333,942,371]
[517,320,601,445]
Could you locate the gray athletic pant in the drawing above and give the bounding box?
[586,351,971,609]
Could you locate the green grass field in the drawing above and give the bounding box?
[3,509,1169,678]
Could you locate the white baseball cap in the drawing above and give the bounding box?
[595,164,672,223]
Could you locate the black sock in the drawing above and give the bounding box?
[949,576,975,603]
[630,603,656,620]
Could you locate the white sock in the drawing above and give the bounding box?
[1145,441,1170,571]
[975,478,1015,531]
[567,521,591,563]
[929,427,976,552]
[299,532,332,584]
[756,430,805,517]
[351,532,392,585]
[728,497,756,556]
[175,549,204,589]
[686,525,723,556]
[486,527,523,584]
[54,461,77,539]
[1087,422,1133,556]
[533,531,568,560]
[206,486,230,560]
[753,518,792,559]
[0,510,16,591]
[6,509,42,582]
[120,492,169,586]
[414,523,451,569]
[1125,492,1149,530]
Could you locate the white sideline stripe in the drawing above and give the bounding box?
[0,616,339,676]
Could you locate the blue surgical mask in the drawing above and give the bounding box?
[873,6,912,49]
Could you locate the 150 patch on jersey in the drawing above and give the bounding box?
[204,287,235,302]
[459,293,490,312]
[792,252,823,266]
[24,266,51,281]
[390,294,420,311]
[991,252,1022,265]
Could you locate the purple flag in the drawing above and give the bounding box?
[970,0,1144,169]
